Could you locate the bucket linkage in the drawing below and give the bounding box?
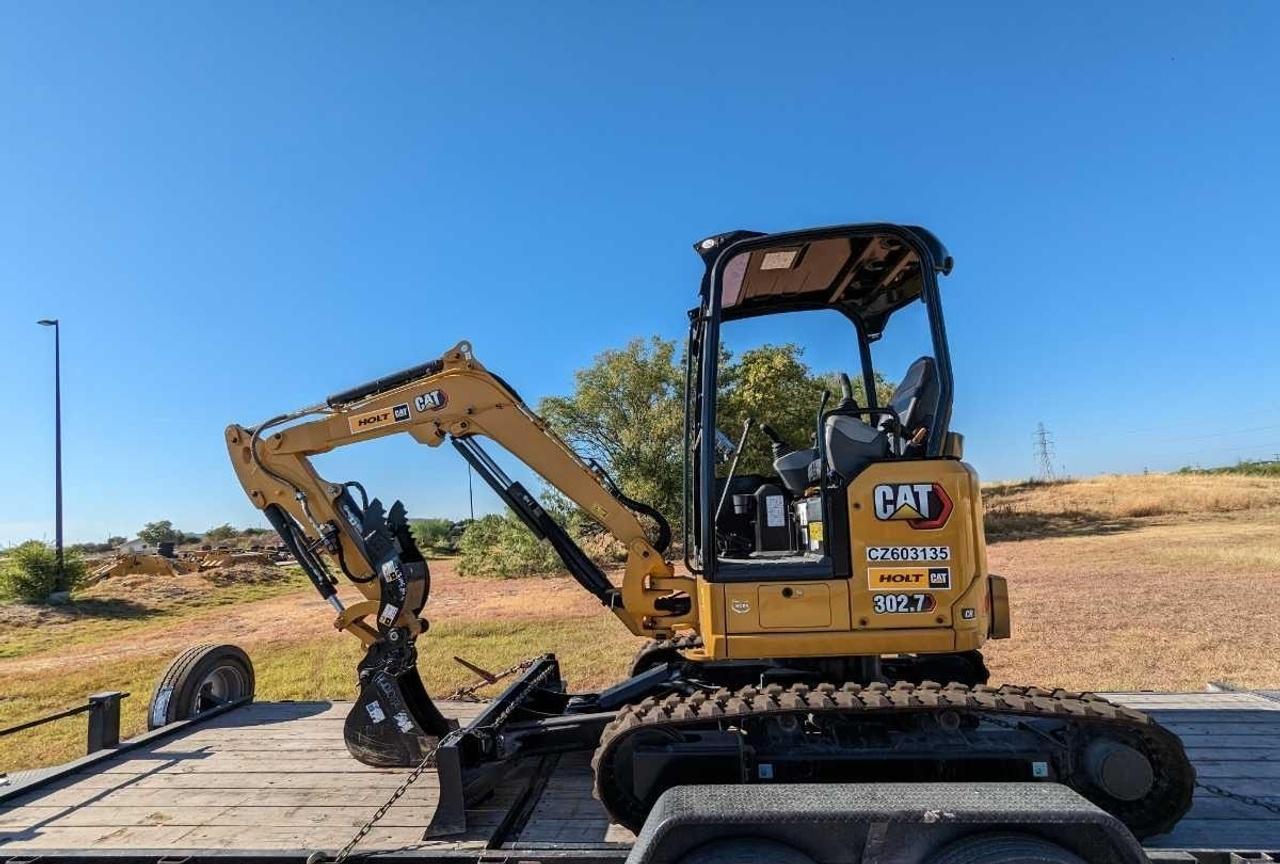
[268,492,458,768]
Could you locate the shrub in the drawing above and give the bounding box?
[457,513,564,578]
[69,540,114,554]
[411,518,456,552]
[138,520,184,545]
[1178,459,1280,478]
[0,541,87,602]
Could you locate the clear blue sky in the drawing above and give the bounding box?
[3,3,1279,545]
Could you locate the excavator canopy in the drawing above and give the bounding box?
[695,223,952,340]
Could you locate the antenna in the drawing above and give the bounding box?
[1035,422,1057,481]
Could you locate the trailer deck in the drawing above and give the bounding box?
[1,692,1278,859]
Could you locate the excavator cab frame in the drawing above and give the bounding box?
[684,223,958,578]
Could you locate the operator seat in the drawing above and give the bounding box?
[823,413,889,480]
[883,356,940,455]
[809,373,890,483]
[810,356,941,482]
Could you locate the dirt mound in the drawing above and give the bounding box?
[0,565,295,628]
[81,562,289,594]
[82,573,206,603]
[0,602,80,629]
[199,563,291,587]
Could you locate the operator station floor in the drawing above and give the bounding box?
[1,693,1278,855]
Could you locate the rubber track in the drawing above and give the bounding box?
[591,680,1195,839]
[629,634,703,674]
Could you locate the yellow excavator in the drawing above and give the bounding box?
[226,223,1193,839]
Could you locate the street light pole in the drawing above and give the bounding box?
[37,319,64,592]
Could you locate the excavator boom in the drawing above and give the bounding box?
[226,340,693,765]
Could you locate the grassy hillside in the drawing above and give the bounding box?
[983,472,1280,539]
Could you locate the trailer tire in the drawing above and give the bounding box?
[928,832,1086,864]
[677,838,815,864]
[147,643,254,729]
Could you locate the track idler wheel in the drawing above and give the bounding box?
[344,641,457,767]
[1083,738,1156,802]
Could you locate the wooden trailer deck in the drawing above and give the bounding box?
[1,692,1278,858]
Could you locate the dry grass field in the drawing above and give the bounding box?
[2,471,1278,773]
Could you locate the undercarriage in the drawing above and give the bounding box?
[421,654,1195,841]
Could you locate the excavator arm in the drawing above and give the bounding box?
[225,340,694,766]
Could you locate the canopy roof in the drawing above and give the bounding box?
[697,224,952,338]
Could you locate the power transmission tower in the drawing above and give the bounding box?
[1034,422,1057,481]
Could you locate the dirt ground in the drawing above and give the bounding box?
[983,514,1280,690]
[0,562,601,677]
[2,474,1278,771]
[4,510,1277,690]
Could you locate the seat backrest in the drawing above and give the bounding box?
[819,414,889,482]
[887,356,939,435]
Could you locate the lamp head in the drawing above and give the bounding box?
[37,319,58,327]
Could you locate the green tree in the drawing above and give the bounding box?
[0,541,87,602]
[536,336,897,532]
[719,345,898,477]
[138,520,184,545]
[204,524,239,542]
[69,540,112,554]
[718,344,822,477]
[539,337,685,528]
[411,518,455,551]
[457,512,563,578]
[814,369,897,416]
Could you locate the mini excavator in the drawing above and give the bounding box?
[227,223,1194,839]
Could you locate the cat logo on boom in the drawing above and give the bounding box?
[872,483,953,530]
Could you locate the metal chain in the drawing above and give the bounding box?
[328,749,437,863]
[444,657,538,702]
[327,657,549,862]
[1196,779,1280,816]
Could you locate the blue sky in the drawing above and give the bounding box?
[3,3,1278,544]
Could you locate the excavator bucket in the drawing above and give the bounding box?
[343,651,457,768]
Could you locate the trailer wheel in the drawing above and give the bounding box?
[147,643,255,729]
[677,838,815,864]
[928,833,1086,864]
